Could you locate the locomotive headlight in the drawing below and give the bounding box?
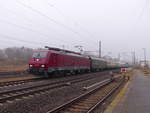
[29,65,33,67]
[41,65,45,68]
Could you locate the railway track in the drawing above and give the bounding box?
[0,74,103,104]
[0,69,117,87]
[0,70,112,88]
[0,77,43,88]
[47,77,124,113]
[0,71,27,76]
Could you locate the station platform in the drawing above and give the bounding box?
[104,70,150,113]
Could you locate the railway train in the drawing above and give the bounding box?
[28,46,127,77]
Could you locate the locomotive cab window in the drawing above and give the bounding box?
[32,51,48,58]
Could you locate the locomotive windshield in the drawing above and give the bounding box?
[32,51,48,58]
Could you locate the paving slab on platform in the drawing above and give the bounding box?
[105,71,150,113]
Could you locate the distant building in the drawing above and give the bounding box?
[140,60,149,68]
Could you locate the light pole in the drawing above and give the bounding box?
[99,41,101,58]
[118,53,120,61]
[142,48,147,67]
[131,51,136,66]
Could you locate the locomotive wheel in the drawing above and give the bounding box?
[70,70,75,75]
[60,71,66,76]
[44,71,49,78]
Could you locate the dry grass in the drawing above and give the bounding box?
[0,59,28,72]
[0,65,28,72]
[121,71,134,77]
[142,69,150,75]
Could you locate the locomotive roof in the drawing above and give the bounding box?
[45,46,81,55]
[33,49,89,58]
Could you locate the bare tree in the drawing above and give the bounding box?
[0,49,6,60]
[3,47,33,65]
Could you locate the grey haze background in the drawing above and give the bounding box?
[0,0,149,62]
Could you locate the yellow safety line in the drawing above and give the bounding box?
[104,79,131,113]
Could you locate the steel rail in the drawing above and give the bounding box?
[0,70,27,76]
[46,79,111,113]
[0,77,43,87]
[0,75,100,103]
[47,77,124,113]
[87,78,124,113]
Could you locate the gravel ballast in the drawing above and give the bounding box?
[0,70,119,113]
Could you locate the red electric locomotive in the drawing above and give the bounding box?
[28,46,90,77]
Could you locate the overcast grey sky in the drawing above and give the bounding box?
[0,0,149,61]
